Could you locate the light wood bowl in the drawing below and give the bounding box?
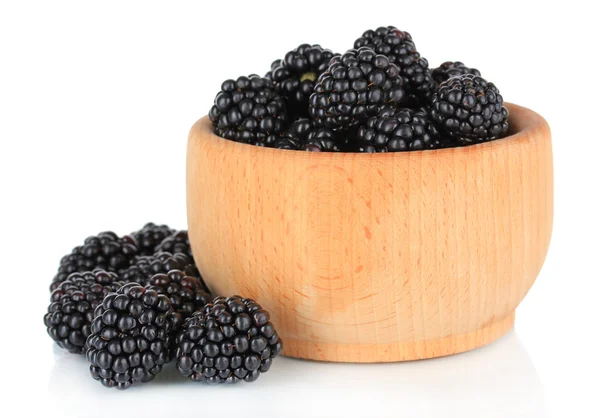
[186,103,553,362]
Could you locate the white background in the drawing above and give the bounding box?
[1,1,599,417]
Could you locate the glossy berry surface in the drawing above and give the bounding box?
[44,270,123,354]
[354,26,434,106]
[356,107,448,152]
[86,283,176,389]
[175,295,283,384]
[120,251,203,289]
[51,231,139,291]
[272,136,302,150]
[309,47,405,131]
[209,75,287,146]
[146,269,212,330]
[431,74,509,143]
[266,44,338,118]
[155,230,194,261]
[274,118,341,152]
[131,223,175,256]
[432,61,481,86]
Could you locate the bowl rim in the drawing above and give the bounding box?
[190,102,550,159]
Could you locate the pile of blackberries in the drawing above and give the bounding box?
[45,224,282,390]
[209,26,509,152]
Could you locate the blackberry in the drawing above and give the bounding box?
[432,61,481,86]
[156,230,193,260]
[51,231,139,291]
[209,75,287,146]
[275,118,340,152]
[303,128,340,152]
[131,223,175,256]
[282,118,316,143]
[175,295,282,384]
[120,252,205,290]
[354,26,434,106]
[431,74,509,143]
[146,270,212,330]
[309,47,405,131]
[86,283,175,389]
[356,107,444,152]
[44,270,123,354]
[266,44,338,118]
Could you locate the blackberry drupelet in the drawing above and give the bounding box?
[209,75,287,146]
[266,44,338,118]
[156,230,194,261]
[282,118,315,142]
[354,26,434,106]
[175,295,283,384]
[431,74,509,143]
[309,47,405,131]
[276,118,341,152]
[146,269,212,330]
[51,231,139,291]
[132,223,175,256]
[44,270,123,354]
[355,107,444,152]
[432,61,481,86]
[303,128,340,152]
[272,137,302,150]
[86,283,176,389]
[120,251,205,290]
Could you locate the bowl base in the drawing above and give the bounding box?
[281,311,515,363]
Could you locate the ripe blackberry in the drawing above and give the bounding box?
[86,283,176,389]
[276,118,341,152]
[51,231,139,291]
[266,44,338,118]
[131,223,175,256]
[354,26,434,106]
[44,270,123,354]
[175,295,282,384]
[432,61,481,86]
[120,252,205,290]
[356,107,443,152]
[146,270,212,330]
[156,230,194,261]
[431,74,509,143]
[209,75,287,146]
[309,47,405,131]
[303,128,340,152]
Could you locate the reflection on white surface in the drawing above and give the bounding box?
[48,331,547,418]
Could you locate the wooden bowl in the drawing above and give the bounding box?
[186,103,553,362]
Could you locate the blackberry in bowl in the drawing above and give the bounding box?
[431,74,509,144]
[355,107,448,152]
[308,47,406,131]
[353,26,434,106]
[266,44,338,118]
[431,61,481,86]
[186,102,553,362]
[208,75,287,147]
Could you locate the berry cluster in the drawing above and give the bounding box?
[45,224,283,389]
[175,296,282,384]
[209,26,509,152]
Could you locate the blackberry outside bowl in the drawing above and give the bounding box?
[186,103,553,362]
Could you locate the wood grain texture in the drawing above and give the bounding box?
[186,103,553,362]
